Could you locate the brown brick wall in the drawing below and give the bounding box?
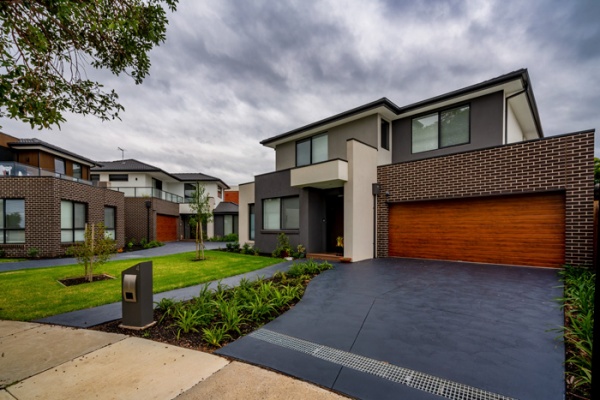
[124,198,180,243]
[0,177,125,257]
[377,131,595,266]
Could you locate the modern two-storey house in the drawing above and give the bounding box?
[238,69,594,268]
[0,133,125,257]
[91,161,232,242]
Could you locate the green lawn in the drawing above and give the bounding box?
[0,251,280,321]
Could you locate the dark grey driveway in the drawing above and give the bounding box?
[217,258,564,400]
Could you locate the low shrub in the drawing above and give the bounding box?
[208,233,239,242]
[272,233,291,258]
[225,241,240,253]
[143,240,164,249]
[150,260,333,348]
[557,265,594,399]
[26,247,40,258]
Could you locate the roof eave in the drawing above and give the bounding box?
[260,97,401,148]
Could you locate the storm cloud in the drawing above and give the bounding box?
[2,0,598,185]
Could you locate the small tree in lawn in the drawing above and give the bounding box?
[68,223,116,282]
[189,183,212,260]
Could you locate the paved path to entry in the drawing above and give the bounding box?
[217,258,564,400]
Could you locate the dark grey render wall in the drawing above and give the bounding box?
[392,91,504,163]
[254,170,333,254]
[254,169,305,253]
[274,114,379,170]
[328,114,378,160]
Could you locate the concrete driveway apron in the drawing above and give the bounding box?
[217,258,564,400]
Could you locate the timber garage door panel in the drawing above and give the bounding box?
[388,192,565,268]
[156,214,178,242]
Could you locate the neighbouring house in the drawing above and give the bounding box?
[91,161,231,242]
[213,201,239,238]
[225,185,239,204]
[238,69,595,268]
[0,133,125,258]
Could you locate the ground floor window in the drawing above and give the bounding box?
[0,199,25,243]
[224,215,232,235]
[104,207,116,239]
[223,214,238,236]
[61,200,86,242]
[263,196,299,230]
[249,204,255,240]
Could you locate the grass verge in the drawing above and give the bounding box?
[0,251,280,321]
[557,265,594,400]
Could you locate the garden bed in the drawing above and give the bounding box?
[558,266,594,400]
[93,260,333,351]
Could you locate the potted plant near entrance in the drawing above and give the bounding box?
[272,233,292,260]
[336,236,344,256]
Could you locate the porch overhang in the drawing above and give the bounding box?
[290,159,348,189]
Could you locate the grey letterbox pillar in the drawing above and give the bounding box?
[119,261,156,330]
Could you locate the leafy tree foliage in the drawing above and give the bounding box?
[0,0,178,129]
[594,157,600,184]
[189,183,213,261]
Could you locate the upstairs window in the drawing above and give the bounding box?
[72,163,82,179]
[412,105,470,153]
[109,174,128,182]
[0,199,25,243]
[54,158,65,175]
[184,183,196,203]
[381,119,390,150]
[296,133,328,167]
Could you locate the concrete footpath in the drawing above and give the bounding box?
[0,320,348,400]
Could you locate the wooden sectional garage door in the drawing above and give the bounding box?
[156,214,178,242]
[388,192,565,268]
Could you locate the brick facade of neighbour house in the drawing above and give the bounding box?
[377,131,595,267]
[0,177,125,258]
[124,197,180,243]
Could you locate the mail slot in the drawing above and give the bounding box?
[123,274,137,302]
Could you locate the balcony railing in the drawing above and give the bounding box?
[0,161,92,185]
[109,186,184,203]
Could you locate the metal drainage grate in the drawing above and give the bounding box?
[249,329,517,400]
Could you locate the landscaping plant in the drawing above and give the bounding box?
[271,232,291,258]
[188,183,212,260]
[97,260,333,349]
[557,265,594,399]
[67,223,116,282]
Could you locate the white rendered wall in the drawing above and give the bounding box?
[237,182,255,245]
[344,140,377,262]
[506,103,524,143]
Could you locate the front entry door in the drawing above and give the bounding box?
[325,191,344,253]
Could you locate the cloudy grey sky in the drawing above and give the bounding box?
[2,0,599,185]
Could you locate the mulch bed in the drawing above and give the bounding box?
[91,303,297,353]
[59,274,115,287]
[92,312,218,353]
